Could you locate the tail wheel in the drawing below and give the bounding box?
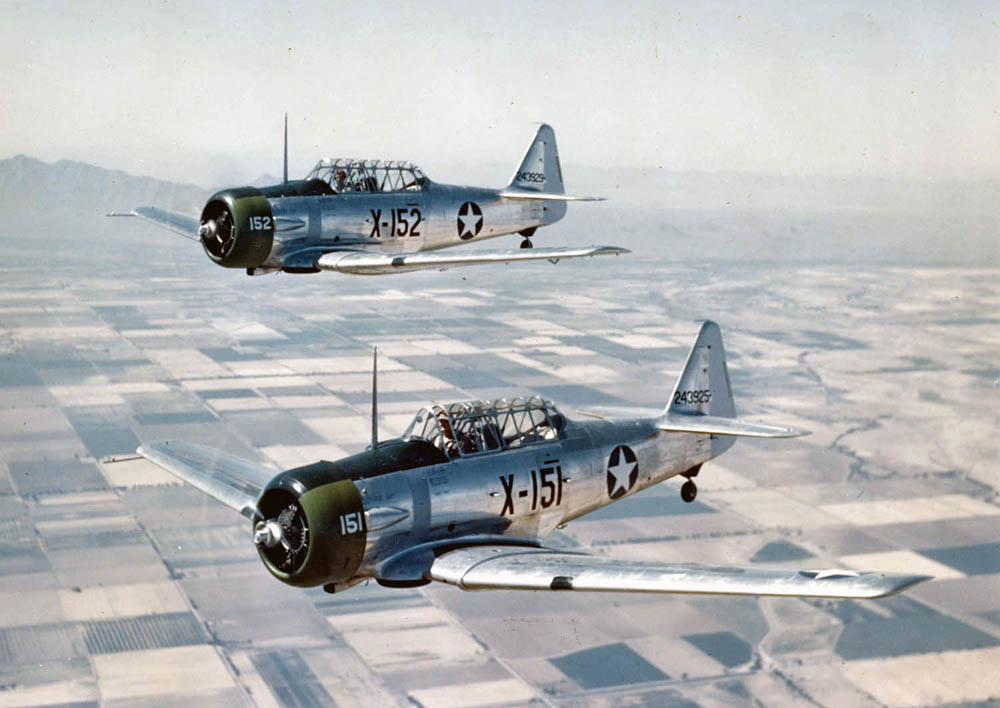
[681,480,698,503]
[520,239,533,249]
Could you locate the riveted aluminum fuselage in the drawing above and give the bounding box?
[351,417,714,580]
[263,181,549,270]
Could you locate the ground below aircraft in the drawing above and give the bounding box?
[133,321,930,599]
[110,121,627,276]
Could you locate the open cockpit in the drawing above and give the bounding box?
[402,396,564,459]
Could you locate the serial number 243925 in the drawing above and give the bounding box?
[673,389,711,404]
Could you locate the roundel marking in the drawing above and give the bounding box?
[457,201,483,240]
[606,445,638,499]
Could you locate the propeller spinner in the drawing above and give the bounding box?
[254,501,309,573]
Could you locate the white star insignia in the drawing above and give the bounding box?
[458,203,482,238]
[607,455,637,497]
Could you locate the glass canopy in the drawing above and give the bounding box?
[305,159,426,194]
[403,396,564,458]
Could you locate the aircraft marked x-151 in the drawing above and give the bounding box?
[110,120,628,276]
[133,321,931,600]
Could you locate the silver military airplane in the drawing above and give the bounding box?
[110,119,627,275]
[134,321,930,599]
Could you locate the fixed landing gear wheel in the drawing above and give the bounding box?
[520,239,533,249]
[681,479,698,503]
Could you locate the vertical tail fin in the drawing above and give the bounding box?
[508,124,564,194]
[658,321,806,444]
[666,321,736,419]
[507,124,567,224]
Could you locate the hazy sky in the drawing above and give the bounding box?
[3,1,999,185]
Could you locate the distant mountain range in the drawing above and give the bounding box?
[0,155,207,219]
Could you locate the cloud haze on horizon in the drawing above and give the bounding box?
[3,1,998,185]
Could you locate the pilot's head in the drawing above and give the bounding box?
[335,169,346,186]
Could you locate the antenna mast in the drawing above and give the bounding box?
[370,347,378,450]
[282,113,288,184]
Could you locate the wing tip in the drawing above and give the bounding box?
[136,440,175,463]
[870,573,934,598]
[800,568,933,598]
[821,571,934,599]
[595,245,631,255]
[137,440,169,454]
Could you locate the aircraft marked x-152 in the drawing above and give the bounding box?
[133,321,931,600]
[110,120,627,276]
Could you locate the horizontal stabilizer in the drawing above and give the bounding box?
[137,441,277,518]
[107,207,200,241]
[657,413,807,438]
[499,190,604,202]
[315,245,629,275]
[577,406,663,421]
[429,545,930,599]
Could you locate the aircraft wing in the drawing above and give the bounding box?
[428,545,931,599]
[137,441,277,519]
[315,245,629,275]
[107,207,200,241]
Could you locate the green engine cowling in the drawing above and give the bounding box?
[253,475,367,588]
[198,187,275,268]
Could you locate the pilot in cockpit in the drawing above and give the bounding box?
[436,410,459,457]
[334,169,349,193]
